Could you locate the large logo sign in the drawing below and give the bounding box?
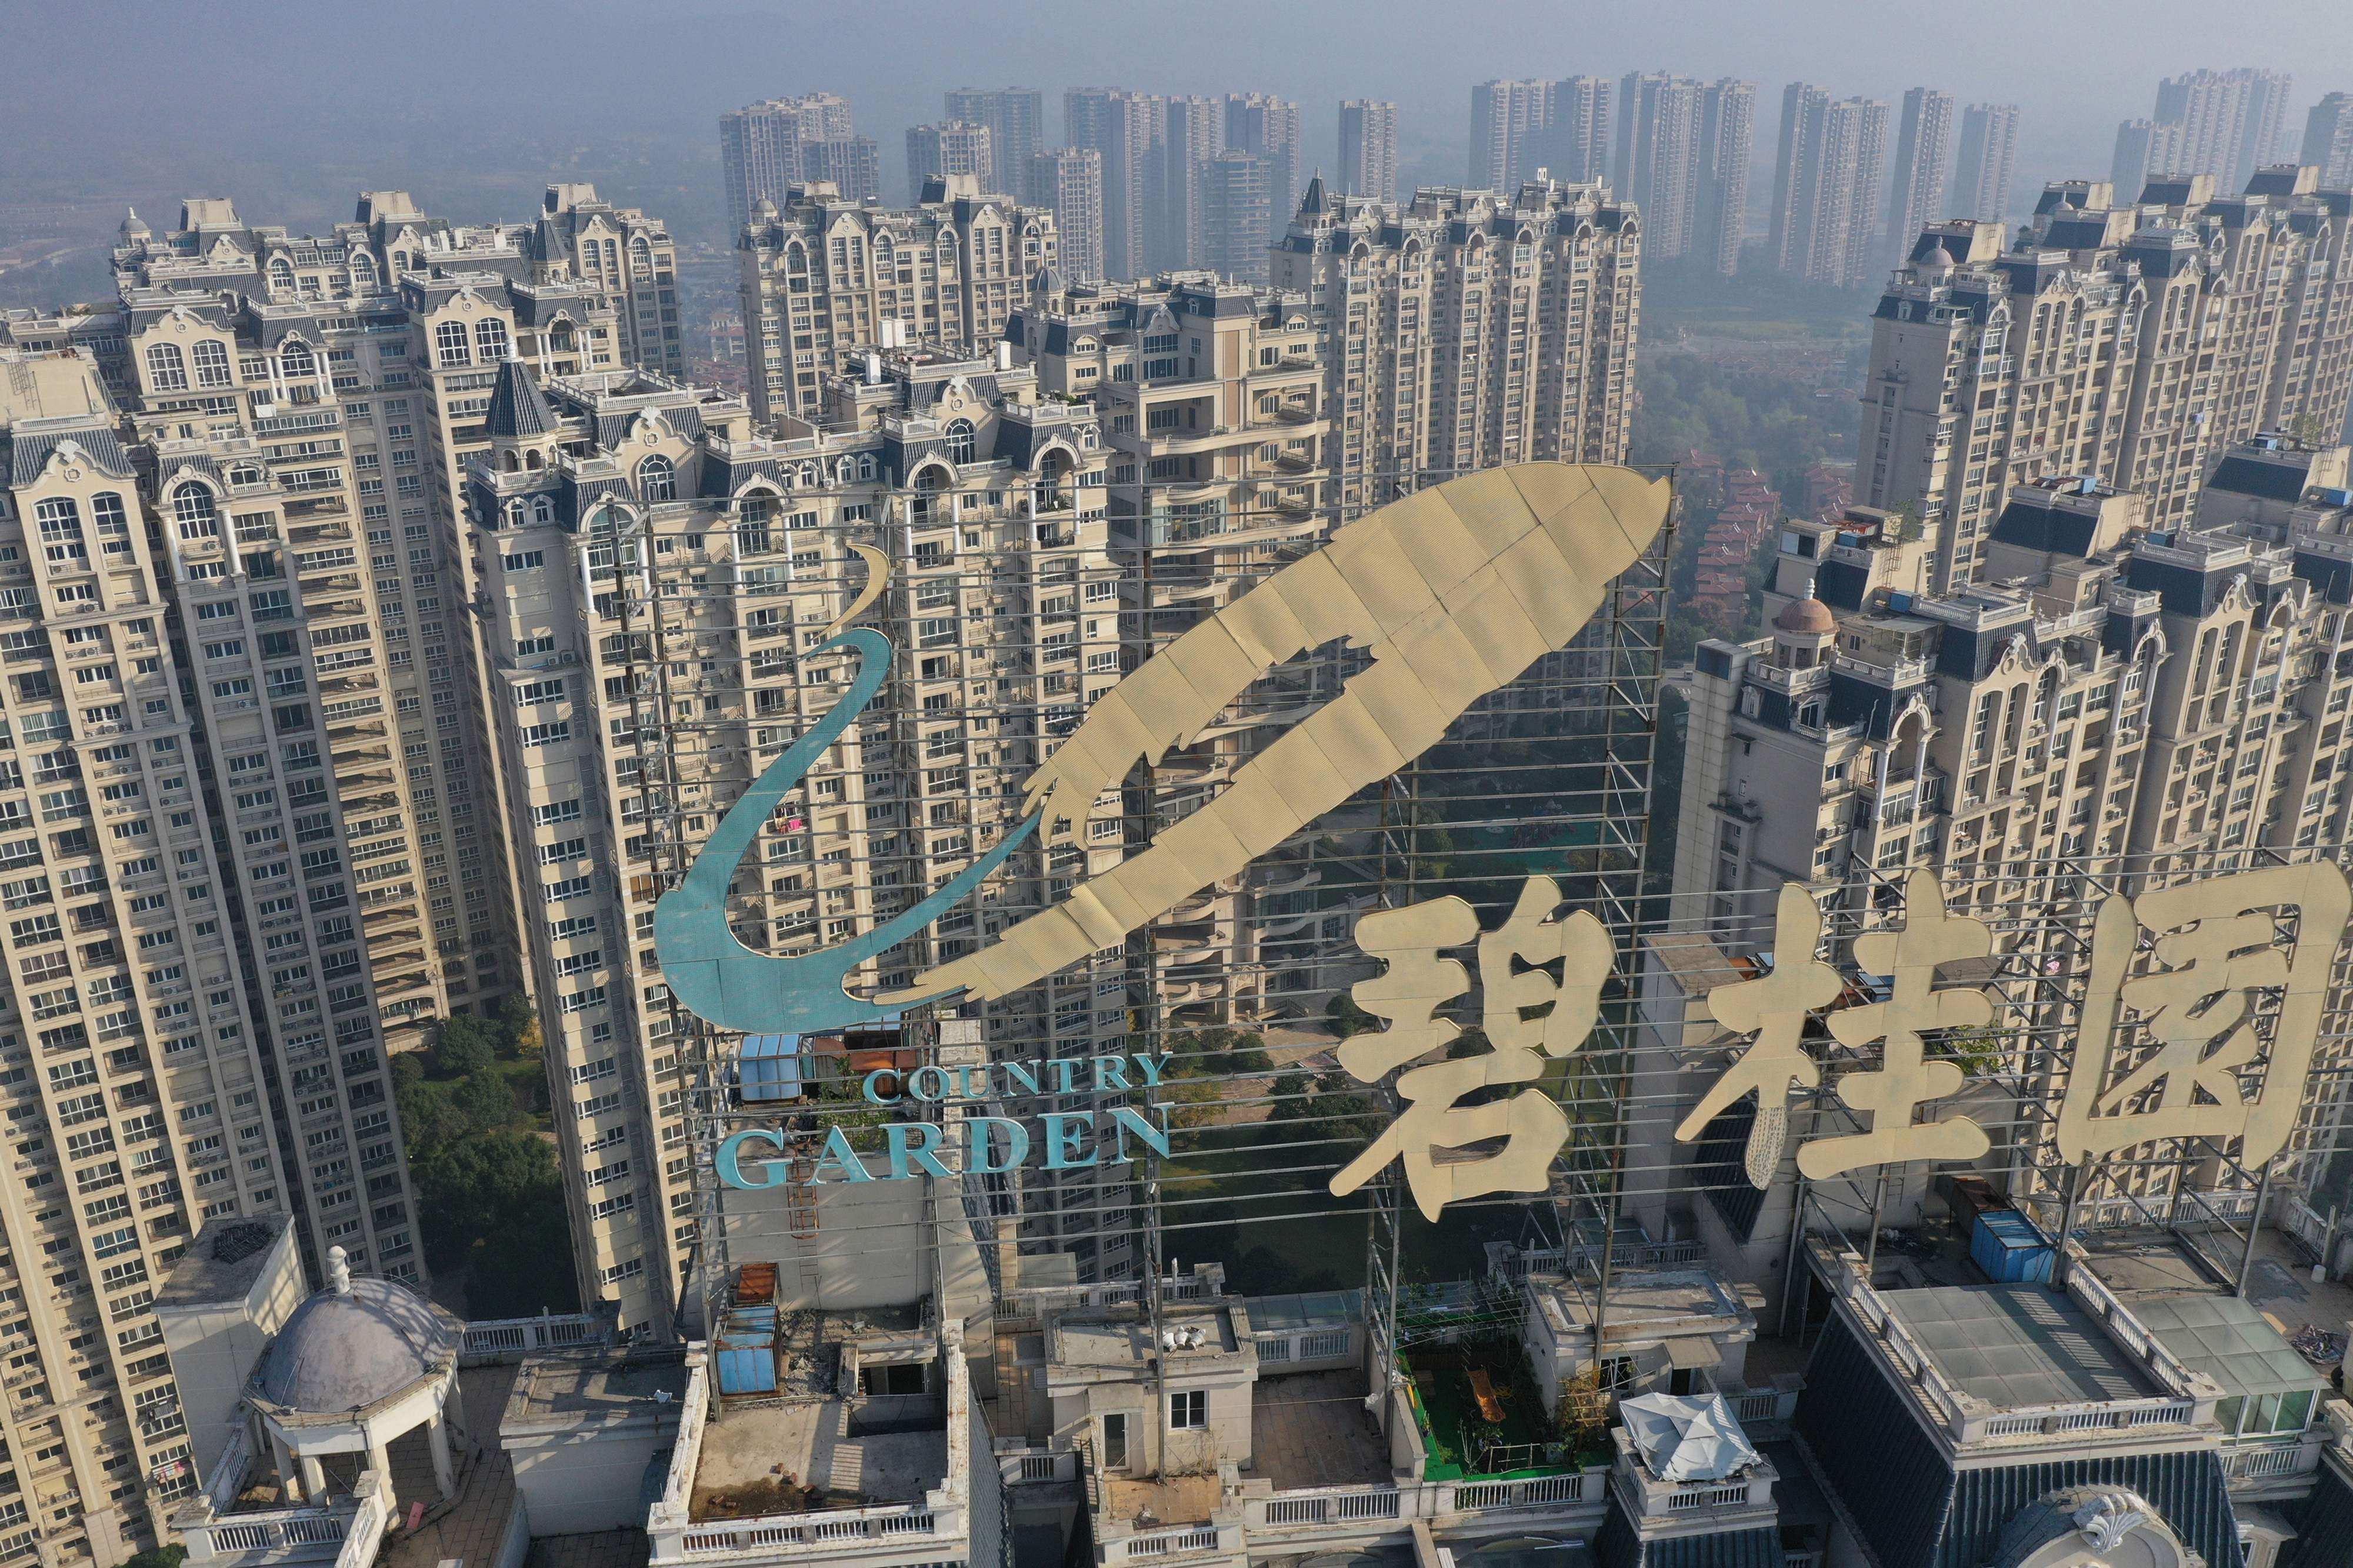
[658,462,1671,1192]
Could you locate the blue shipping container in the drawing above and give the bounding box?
[1970,1209,2053,1285]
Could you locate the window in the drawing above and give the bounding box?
[145,342,188,391]
[1170,1389,1207,1430]
[434,321,471,367]
[944,419,976,465]
[280,339,316,379]
[172,483,218,540]
[192,340,232,388]
[475,319,511,361]
[636,454,675,502]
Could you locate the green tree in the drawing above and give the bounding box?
[451,1068,520,1129]
[432,1016,496,1078]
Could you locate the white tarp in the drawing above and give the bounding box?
[1618,1392,1762,1482]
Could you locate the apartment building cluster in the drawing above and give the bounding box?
[2112,68,2296,213]
[1859,167,2353,592]
[1472,75,1751,275]
[719,92,881,224]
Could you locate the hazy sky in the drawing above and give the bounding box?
[13,0,2353,243]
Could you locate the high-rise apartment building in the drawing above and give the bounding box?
[1768,85,1891,288]
[1695,78,1757,276]
[719,94,856,230]
[1859,168,2353,591]
[1671,456,2353,1052]
[1469,79,1555,191]
[1028,147,1105,281]
[1157,96,1225,272]
[1008,271,1357,1030]
[1339,99,1400,202]
[2304,92,2353,188]
[1615,74,1706,262]
[1545,75,1615,184]
[2110,117,2182,205]
[1200,152,1273,283]
[944,86,1044,193]
[1275,176,1641,513]
[1066,88,1166,283]
[1881,87,1955,268]
[1950,102,2021,222]
[799,136,881,203]
[457,347,1122,1327]
[2153,67,2293,191]
[736,177,1059,426]
[526,184,688,380]
[905,122,995,203]
[1224,94,1304,229]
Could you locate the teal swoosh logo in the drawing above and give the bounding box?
[651,626,1038,1034]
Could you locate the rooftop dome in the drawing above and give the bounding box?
[254,1250,458,1414]
[1775,596,1837,635]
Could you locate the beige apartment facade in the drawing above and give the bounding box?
[1859,168,2353,593]
[1275,176,1641,515]
[736,176,1059,427]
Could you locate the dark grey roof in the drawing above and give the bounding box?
[2282,1452,2353,1568]
[486,358,556,439]
[254,1276,460,1414]
[2209,453,2314,503]
[9,428,135,487]
[1794,1314,2245,1568]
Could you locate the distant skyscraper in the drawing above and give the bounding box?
[1339,99,1400,201]
[2154,67,2292,190]
[1202,151,1273,282]
[2303,92,2353,187]
[1469,79,1555,190]
[1066,88,1166,281]
[1225,94,1304,228]
[1769,84,1890,288]
[1695,78,1756,275]
[1159,95,1225,270]
[1544,76,1614,183]
[2111,117,2182,205]
[1881,88,1955,265]
[1951,104,2020,223]
[1029,147,1104,279]
[1617,74,1707,259]
[719,92,855,228]
[944,87,1044,191]
[906,122,994,202]
[802,136,880,202]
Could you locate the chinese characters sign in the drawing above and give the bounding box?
[1329,862,2351,1217]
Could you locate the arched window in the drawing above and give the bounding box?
[475,318,511,361]
[637,454,676,502]
[146,342,188,392]
[351,253,377,285]
[531,496,555,526]
[549,319,576,351]
[525,449,544,470]
[172,482,218,539]
[858,455,876,481]
[32,497,81,541]
[434,320,471,367]
[192,340,232,388]
[267,257,295,295]
[501,451,519,473]
[944,419,976,465]
[504,499,528,527]
[279,339,316,379]
[836,456,857,484]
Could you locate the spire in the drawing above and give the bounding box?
[1298,171,1329,217]
[486,355,556,439]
